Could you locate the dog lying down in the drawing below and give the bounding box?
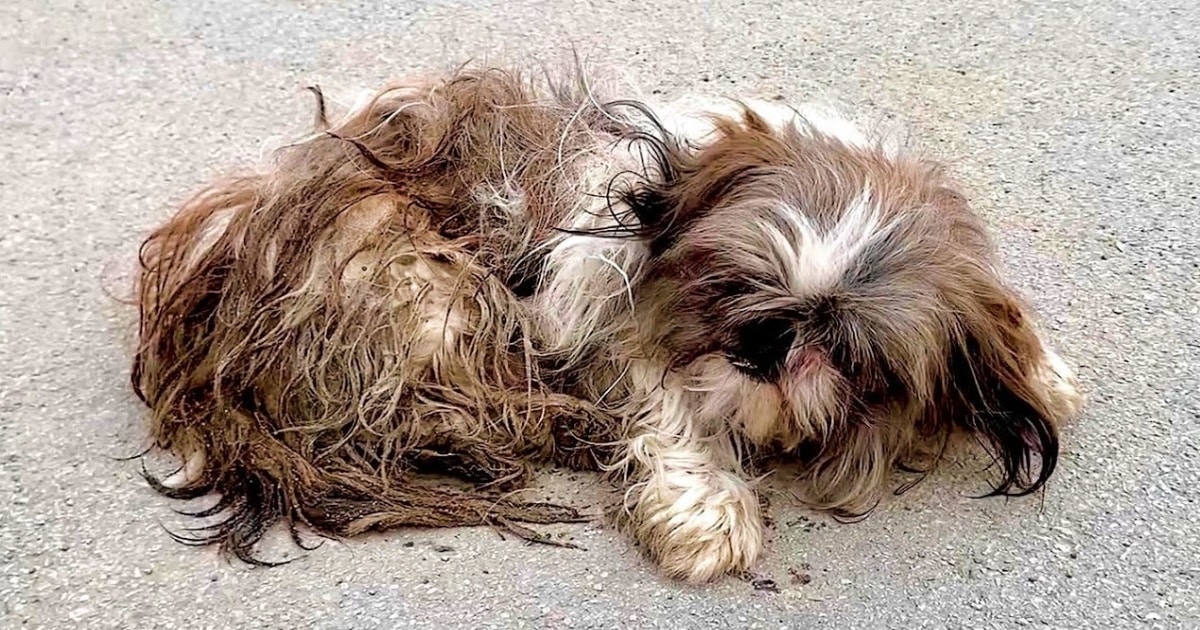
[131,63,1083,583]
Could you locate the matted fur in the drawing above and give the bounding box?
[133,68,633,557]
[131,64,1083,582]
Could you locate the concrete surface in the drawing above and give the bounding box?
[2,0,1197,628]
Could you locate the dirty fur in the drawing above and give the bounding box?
[133,68,632,559]
[131,63,1084,582]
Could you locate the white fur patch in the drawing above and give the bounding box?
[766,187,894,296]
[656,96,870,148]
[161,450,206,489]
[788,102,871,147]
[1037,344,1085,420]
[531,152,649,359]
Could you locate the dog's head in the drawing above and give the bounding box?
[624,103,1073,514]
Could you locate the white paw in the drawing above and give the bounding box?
[1039,348,1085,420]
[631,471,764,583]
[161,450,206,488]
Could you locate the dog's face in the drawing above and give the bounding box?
[627,107,1062,513]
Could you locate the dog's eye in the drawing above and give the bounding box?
[726,317,796,381]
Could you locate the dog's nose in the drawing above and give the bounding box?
[727,316,796,381]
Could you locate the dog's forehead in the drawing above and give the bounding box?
[682,193,890,300]
[773,192,892,297]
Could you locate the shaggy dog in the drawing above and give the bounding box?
[132,64,1083,583]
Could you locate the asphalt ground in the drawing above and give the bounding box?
[2,1,1197,628]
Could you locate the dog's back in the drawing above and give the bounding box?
[132,67,638,560]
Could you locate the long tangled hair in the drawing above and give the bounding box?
[131,63,1084,581]
[132,68,645,558]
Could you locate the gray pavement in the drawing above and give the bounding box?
[2,0,1198,628]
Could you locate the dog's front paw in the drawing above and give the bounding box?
[1039,347,1085,421]
[629,470,764,584]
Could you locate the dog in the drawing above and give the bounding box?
[131,63,1083,583]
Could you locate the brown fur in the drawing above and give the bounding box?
[131,67,1080,578]
[132,68,634,560]
[624,108,1070,517]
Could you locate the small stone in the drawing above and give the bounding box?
[751,577,779,593]
[789,570,812,586]
[592,583,603,592]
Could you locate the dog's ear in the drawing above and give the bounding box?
[942,279,1062,497]
[617,125,693,252]
[620,108,784,254]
